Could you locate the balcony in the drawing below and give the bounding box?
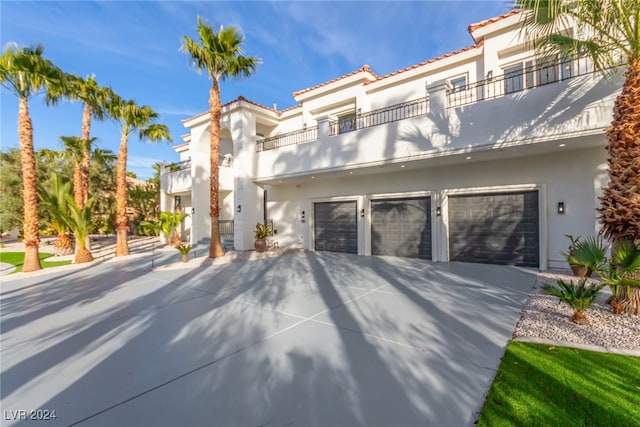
[329,97,428,135]
[161,156,234,194]
[256,126,318,152]
[255,97,429,152]
[446,55,608,108]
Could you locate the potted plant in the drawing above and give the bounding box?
[254,222,272,253]
[561,235,607,277]
[542,278,604,325]
[176,243,192,263]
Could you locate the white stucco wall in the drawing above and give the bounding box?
[265,146,607,269]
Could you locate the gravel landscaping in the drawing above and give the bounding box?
[514,271,640,352]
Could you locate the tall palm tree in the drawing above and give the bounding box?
[181,17,260,258]
[515,0,640,313]
[60,135,95,207]
[68,75,110,209]
[0,43,66,272]
[107,93,172,256]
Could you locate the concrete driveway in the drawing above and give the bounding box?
[0,251,537,426]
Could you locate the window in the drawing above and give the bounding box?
[503,64,523,94]
[449,75,467,92]
[338,112,356,134]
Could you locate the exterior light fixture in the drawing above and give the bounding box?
[301,210,305,220]
[436,206,442,216]
[557,202,565,214]
[191,207,195,214]
[360,209,365,218]
[236,204,242,213]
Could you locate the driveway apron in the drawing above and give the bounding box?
[0,251,537,426]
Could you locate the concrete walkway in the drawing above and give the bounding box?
[0,251,538,426]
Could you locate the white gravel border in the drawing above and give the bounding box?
[513,271,640,355]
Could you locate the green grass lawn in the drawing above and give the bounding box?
[477,341,640,426]
[0,252,72,273]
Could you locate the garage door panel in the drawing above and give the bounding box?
[449,191,539,267]
[371,198,431,259]
[314,202,357,254]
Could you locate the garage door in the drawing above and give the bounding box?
[371,197,431,259]
[314,201,358,254]
[448,191,539,267]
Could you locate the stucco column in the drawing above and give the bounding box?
[190,126,211,245]
[231,108,262,251]
[316,114,335,141]
[426,80,450,115]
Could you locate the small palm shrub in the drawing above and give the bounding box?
[176,243,192,255]
[561,235,608,277]
[543,278,604,325]
[596,239,640,315]
[176,243,192,262]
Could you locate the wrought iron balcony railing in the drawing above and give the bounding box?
[446,55,603,108]
[329,97,429,136]
[256,126,319,152]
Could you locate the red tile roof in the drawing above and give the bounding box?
[368,43,481,84]
[468,9,521,34]
[292,64,379,97]
[181,95,279,123]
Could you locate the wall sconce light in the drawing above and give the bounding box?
[236,204,242,213]
[360,209,365,218]
[301,210,305,220]
[557,202,565,214]
[436,206,442,216]
[191,207,195,214]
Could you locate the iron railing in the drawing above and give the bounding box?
[256,126,319,152]
[162,159,190,174]
[446,55,603,108]
[329,97,429,136]
[161,154,233,174]
[219,219,234,236]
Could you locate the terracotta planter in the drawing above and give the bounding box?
[181,254,188,263]
[255,239,267,253]
[570,264,592,278]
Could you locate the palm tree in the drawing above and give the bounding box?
[0,43,67,272]
[68,75,110,208]
[65,194,96,264]
[514,2,639,237]
[181,17,259,258]
[515,1,640,314]
[107,93,172,256]
[38,174,74,256]
[60,135,95,207]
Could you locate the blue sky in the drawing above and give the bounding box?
[1,0,511,179]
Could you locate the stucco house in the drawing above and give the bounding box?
[160,10,622,270]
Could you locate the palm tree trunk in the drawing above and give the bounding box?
[209,79,224,258]
[73,162,83,208]
[54,233,74,256]
[81,103,91,208]
[81,103,92,251]
[115,128,130,256]
[598,59,640,242]
[18,96,41,272]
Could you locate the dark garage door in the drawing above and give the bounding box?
[314,201,358,254]
[371,197,431,259]
[448,191,539,267]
